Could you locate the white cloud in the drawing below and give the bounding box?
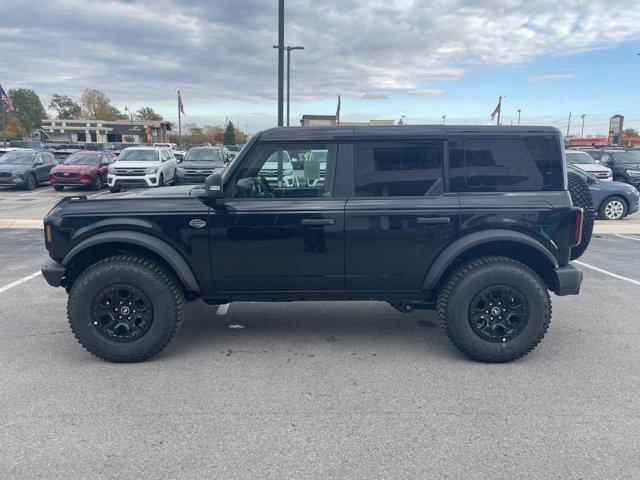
[528,72,576,82]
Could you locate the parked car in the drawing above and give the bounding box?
[52,148,82,163]
[258,150,298,187]
[42,125,585,363]
[9,140,46,149]
[0,149,57,189]
[187,143,212,150]
[0,146,23,156]
[567,164,639,220]
[50,151,116,191]
[176,147,226,185]
[589,150,640,187]
[565,150,612,180]
[107,146,178,193]
[173,150,186,162]
[153,143,178,150]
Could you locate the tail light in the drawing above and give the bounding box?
[571,207,583,247]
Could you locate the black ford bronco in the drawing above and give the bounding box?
[42,125,589,363]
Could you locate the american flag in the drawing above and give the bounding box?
[1,86,15,111]
[178,91,185,116]
[490,101,500,120]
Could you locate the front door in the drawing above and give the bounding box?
[345,141,460,290]
[209,143,346,292]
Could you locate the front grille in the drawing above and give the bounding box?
[55,172,79,178]
[114,179,148,188]
[185,169,213,176]
[594,172,610,179]
[0,172,12,178]
[114,168,147,176]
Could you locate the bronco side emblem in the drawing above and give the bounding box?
[189,219,206,228]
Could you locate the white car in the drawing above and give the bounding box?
[259,151,298,187]
[565,150,612,181]
[153,142,177,150]
[108,146,177,192]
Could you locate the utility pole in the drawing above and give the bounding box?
[566,112,572,137]
[517,109,521,126]
[442,115,446,125]
[124,106,133,143]
[274,45,305,127]
[277,0,285,127]
[580,114,585,138]
[1,83,5,147]
[177,90,182,148]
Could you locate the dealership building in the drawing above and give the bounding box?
[39,119,173,144]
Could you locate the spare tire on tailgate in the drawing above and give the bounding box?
[567,171,595,260]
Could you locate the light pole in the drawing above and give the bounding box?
[274,45,305,127]
[566,112,572,137]
[517,109,521,126]
[442,115,446,125]
[580,114,586,137]
[277,0,284,127]
[124,106,133,143]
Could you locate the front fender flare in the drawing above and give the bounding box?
[62,231,201,293]
[422,229,558,292]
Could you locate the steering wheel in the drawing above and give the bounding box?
[256,175,274,198]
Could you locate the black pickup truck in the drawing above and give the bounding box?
[42,125,587,363]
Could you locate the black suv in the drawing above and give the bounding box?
[42,126,585,363]
[582,149,640,187]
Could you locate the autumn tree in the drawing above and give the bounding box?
[622,128,639,137]
[135,107,163,121]
[49,94,81,119]
[80,89,127,121]
[8,88,47,134]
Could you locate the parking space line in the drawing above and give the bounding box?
[574,260,640,286]
[0,271,42,293]
[615,234,640,243]
[18,187,54,197]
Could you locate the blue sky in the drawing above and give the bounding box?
[0,0,638,135]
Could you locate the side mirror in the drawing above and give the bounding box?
[204,171,224,199]
[587,176,597,184]
[101,159,109,166]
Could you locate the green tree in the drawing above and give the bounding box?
[80,89,127,121]
[135,107,163,121]
[622,128,639,137]
[8,88,47,134]
[49,94,81,119]
[223,121,236,145]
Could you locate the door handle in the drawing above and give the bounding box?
[301,218,335,226]
[417,217,451,225]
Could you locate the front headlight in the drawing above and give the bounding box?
[145,167,158,174]
[626,170,640,177]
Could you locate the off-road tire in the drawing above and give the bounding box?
[67,255,185,362]
[598,195,627,221]
[53,185,64,191]
[159,173,164,187]
[437,256,551,363]
[567,171,594,260]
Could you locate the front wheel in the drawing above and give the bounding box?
[91,176,103,191]
[599,196,627,220]
[25,174,37,190]
[158,173,164,187]
[109,187,121,193]
[437,256,551,363]
[67,255,185,362]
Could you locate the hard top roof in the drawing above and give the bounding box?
[258,124,561,142]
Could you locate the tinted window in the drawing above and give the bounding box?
[611,152,640,165]
[232,144,336,198]
[184,148,225,163]
[64,153,100,165]
[449,138,563,191]
[0,151,35,165]
[566,151,598,165]
[355,143,443,197]
[118,149,158,162]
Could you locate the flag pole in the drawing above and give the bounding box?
[177,89,182,149]
[497,95,503,126]
[1,84,5,147]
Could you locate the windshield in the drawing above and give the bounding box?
[184,148,224,163]
[64,153,100,165]
[117,150,159,162]
[565,151,599,165]
[612,151,640,164]
[0,151,35,165]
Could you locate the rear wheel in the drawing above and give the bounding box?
[437,256,551,363]
[91,176,103,190]
[53,185,64,191]
[567,172,594,260]
[25,174,36,190]
[67,255,185,362]
[599,196,627,220]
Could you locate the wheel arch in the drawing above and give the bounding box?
[423,230,559,295]
[62,231,201,294]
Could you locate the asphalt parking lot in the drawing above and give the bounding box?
[1,186,640,478]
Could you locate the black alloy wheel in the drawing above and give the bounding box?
[468,285,529,342]
[90,284,153,342]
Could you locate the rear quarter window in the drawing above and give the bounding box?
[449,137,563,192]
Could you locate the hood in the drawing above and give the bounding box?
[613,163,640,170]
[0,163,26,172]
[111,161,160,169]
[123,185,196,198]
[53,163,99,173]
[573,163,611,173]
[179,161,223,170]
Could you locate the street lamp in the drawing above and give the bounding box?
[274,45,305,126]
[580,114,586,138]
[124,106,133,143]
[442,115,446,125]
[517,109,521,126]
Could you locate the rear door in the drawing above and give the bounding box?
[345,141,460,290]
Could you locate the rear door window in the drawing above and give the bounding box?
[449,137,563,192]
